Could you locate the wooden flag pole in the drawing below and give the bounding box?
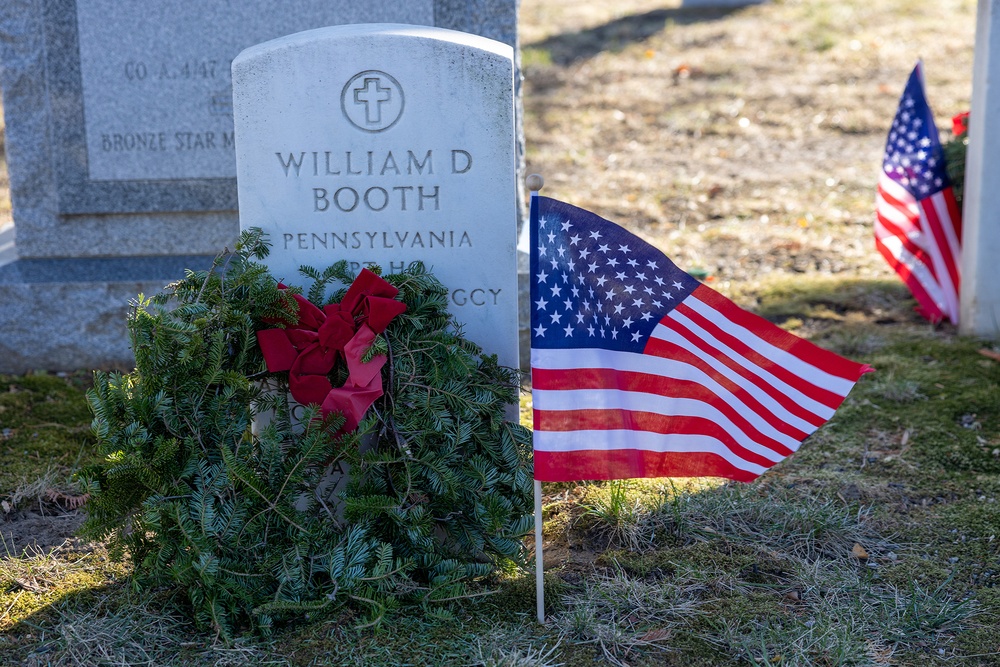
[534,479,545,624]
[527,173,545,625]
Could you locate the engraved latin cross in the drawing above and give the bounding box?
[354,77,392,124]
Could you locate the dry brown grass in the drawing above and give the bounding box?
[521,0,976,294]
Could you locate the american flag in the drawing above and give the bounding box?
[530,196,873,483]
[876,62,962,324]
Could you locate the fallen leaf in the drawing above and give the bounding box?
[978,348,1000,362]
[1,499,10,513]
[407,492,429,505]
[837,483,861,503]
[851,543,869,560]
[14,577,44,593]
[640,627,671,642]
[44,490,91,509]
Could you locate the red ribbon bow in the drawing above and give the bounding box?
[256,269,407,433]
[952,111,970,137]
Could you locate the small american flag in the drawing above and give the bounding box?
[530,196,873,483]
[876,62,962,324]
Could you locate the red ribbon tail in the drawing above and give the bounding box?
[343,325,386,387]
[256,329,297,372]
[321,375,383,435]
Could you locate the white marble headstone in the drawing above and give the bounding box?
[232,24,518,370]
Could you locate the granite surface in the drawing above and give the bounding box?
[0,0,519,259]
[0,255,216,373]
[75,1,434,183]
[434,0,517,46]
[0,254,216,284]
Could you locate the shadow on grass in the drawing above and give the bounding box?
[4,581,260,667]
[723,274,937,355]
[525,6,741,66]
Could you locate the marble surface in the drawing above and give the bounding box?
[234,24,519,371]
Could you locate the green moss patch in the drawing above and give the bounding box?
[0,372,96,497]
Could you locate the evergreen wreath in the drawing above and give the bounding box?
[80,229,534,639]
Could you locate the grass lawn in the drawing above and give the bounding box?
[3,280,999,665]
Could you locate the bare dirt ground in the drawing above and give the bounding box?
[2,508,85,554]
[1,483,89,558]
[520,0,976,293]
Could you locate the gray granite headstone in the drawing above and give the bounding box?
[0,0,520,373]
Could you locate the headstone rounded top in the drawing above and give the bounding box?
[233,22,513,67]
[526,174,544,192]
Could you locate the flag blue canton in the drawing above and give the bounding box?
[882,65,950,199]
[530,196,700,354]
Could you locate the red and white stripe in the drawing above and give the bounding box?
[532,285,872,482]
[875,172,962,323]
